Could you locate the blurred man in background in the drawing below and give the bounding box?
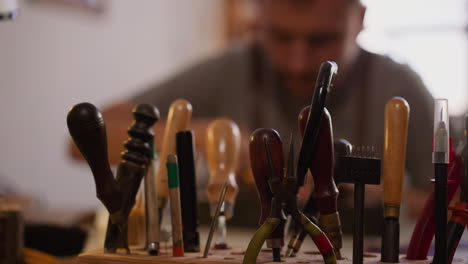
[70,0,434,230]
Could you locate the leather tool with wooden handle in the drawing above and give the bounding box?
[250,128,285,261]
[381,97,410,263]
[67,102,159,253]
[298,106,342,259]
[156,99,192,210]
[105,103,158,253]
[206,119,241,219]
[67,103,122,217]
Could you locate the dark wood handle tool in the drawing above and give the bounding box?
[67,102,159,254]
[287,106,341,259]
[287,134,352,259]
[107,103,159,253]
[250,128,285,262]
[67,103,122,216]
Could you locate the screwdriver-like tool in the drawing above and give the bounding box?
[205,119,241,249]
[381,97,410,263]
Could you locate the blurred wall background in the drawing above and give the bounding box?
[0,0,223,209]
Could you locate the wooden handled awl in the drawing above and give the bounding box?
[67,102,159,253]
[297,106,342,259]
[381,97,409,263]
[206,119,241,248]
[156,99,192,211]
[250,128,285,262]
[67,103,122,216]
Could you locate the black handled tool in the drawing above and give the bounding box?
[296,61,337,187]
[176,131,200,252]
[340,146,381,264]
[250,128,285,262]
[432,99,450,264]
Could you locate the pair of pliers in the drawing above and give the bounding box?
[243,135,336,264]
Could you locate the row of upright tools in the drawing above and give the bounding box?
[67,61,468,264]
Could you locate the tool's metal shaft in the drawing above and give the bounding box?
[144,158,160,255]
[203,182,228,258]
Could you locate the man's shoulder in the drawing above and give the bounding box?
[131,42,252,114]
[365,49,418,78]
[364,49,428,94]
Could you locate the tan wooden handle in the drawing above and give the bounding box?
[205,118,241,219]
[156,99,192,200]
[383,97,410,218]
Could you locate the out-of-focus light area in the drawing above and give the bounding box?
[359,0,468,115]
